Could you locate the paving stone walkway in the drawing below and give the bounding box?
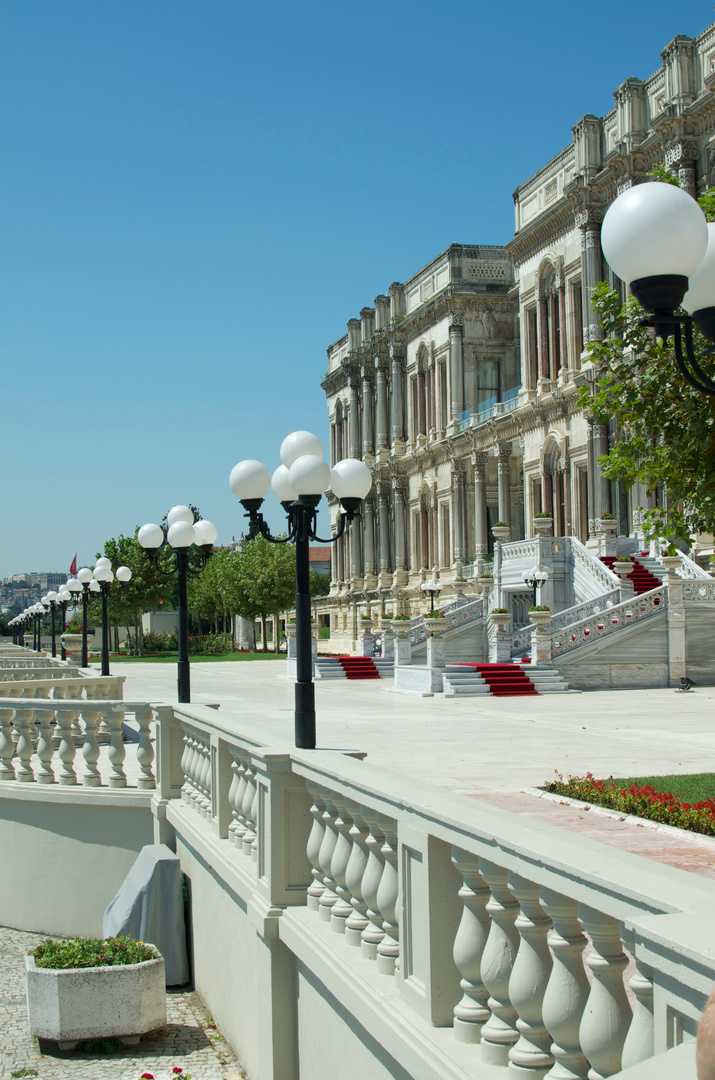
[0,927,243,1080]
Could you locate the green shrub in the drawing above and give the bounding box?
[319,626,330,639]
[32,936,158,969]
[533,511,553,519]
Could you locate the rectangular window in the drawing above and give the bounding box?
[477,359,500,415]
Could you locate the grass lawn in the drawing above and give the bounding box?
[90,651,285,664]
[610,773,715,804]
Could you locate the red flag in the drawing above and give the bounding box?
[69,554,77,576]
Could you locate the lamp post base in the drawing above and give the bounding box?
[295,681,316,749]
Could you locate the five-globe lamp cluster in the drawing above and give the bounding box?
[229,430,371,523]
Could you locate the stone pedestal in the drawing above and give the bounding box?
[380,628,395,661]
[666,576,686,685]
[613,561,635,600]
[393,635,412,667]
[489,614,512,663]
[531,629,553,666]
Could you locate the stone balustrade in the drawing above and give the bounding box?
[0,697,152,788]
[145,704,712,1078]
[0,675,124,699]
[551,587,667,657]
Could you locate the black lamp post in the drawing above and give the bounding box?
[56,587,72,660]
[42,592,58,658]
[601,182,715,396]
[420,577,443,613]
[230,430,371,750]
[138,506,217,704]
[92,560,133,676]
[522,565,549,608]
[74,568,95,667]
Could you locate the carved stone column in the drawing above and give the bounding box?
[450,316,464,427]
[390,345,404,446]
[576,209,604,347]
[417,369,427,436]
[362,369,374,457]
[561,455,572,536]
[394,486,407,575]
[348,375,360,459]
[666,140,698,198]
[351,511,363,582]
[363,496,376,579]
[473,453,489,561]
[497,443,512,527]
[379,489,391,576]
[558,280,568,371]
[453,469,465,567]
[375,360,388,452]
[585,418,596,539]
[594,423,611,519]
[429,360,437,432]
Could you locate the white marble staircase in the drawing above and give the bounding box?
[442,662,570,696]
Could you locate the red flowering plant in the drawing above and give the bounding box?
[545,772,715,836]
[138,1070,191,1079]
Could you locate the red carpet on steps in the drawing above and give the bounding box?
[600,555,662,595]
[474,664,539,696]
[338,656,381,679]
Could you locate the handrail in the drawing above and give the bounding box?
[551,586,666,656]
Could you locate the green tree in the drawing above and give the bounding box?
[309,570,331,597]
[582,283,715,544]
[230,535,296,651]
[97,532,174,655]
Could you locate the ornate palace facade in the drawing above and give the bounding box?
[320,23,715,650]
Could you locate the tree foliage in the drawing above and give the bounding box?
[582,283,715,543]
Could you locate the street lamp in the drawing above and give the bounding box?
[42,592,60,658]
[56,586,72,660]
[92,560,133,676]
[74,568,95,667]
[421,578,443,613]
[230,430,371,750]
[138,505,217,703]
[522,565,549,607]
[601,183,715,395]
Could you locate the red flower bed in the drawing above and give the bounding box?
[545,772,715,836]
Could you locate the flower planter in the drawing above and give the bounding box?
[390,620,411,638]
[25,951,166,1050]
[60,634,83,660]
[423,618,446,636]
[530,610,552,629]
[489,612,512,631]
[660,555,682,575]
[613,560,634,578]
[596,517,617,534]
[532,517,553,535]
[491,526,510,542]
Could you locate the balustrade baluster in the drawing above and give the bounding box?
[620,946,654,1070]
[180,729,192,804]
[344,798,370,946]
[330,794,354,933]
[479,859,520,1066]
[249,773,259,861]
[187,732,201,811]
[451,847,491,1044]
[540,888,590,1080]
[507,873,554,1076]
[318,790,339,922]
[375,813,399,975]
[227,751,243,844]
[81,709,102,786]
[0,707,15,780]
[306,784,327,911]
[13,708,36,782]
[360,806,386,959]
[134,708,155,789]
[35,709,55,784]
[241,759,257,855]
[106,709,127,788]
[198,737,212,818]
[230,751,248,846]
[577,906,631,1079]
[55,708,78,785]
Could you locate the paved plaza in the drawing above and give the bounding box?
[3,660,715,1077]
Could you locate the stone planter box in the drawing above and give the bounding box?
[25,950,166,1050]
[532,517,553,535]
[390,620,411,638]
[596,517,617,533]
[660,555,682,575]
[613,560,634,577]
[529,610,552,629]
[489,613,512,630]
[423,618,446,636]
[492,526,510,542]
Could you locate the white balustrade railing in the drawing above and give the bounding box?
[668,552,710,579]
[552,586,667,656]
[511,588,623,655]
[681,579,715,600]
[0,698,154,788]
[409,598,484,645]
[569,536,622,594]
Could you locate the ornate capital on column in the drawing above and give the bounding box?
[450,313,464,328]
[497,441,512,459]
[574,206,604,230]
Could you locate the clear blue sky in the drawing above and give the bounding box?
[1,0,709,576]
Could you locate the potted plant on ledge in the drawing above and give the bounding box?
[489,607,511,630]
[532,511,553,535]
[491,521,510,542]
[596,512,617,534]
[529,605,552,629]
[25,935,166,1051]
[424,610,447,635]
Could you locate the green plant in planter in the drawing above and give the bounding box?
[529,605,551,612]
[490,608,510,614]
[533,511,553,519]
[709,555,715,565]
[63,621,84,635]
[32,936,158,969]
[455,577,468,583]
[599,512,616,520]
[426,610,445,618]
[479,572,494,579]
[493,521,508,528]
[392,613,411,620]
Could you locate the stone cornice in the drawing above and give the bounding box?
[505,202,575,265]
